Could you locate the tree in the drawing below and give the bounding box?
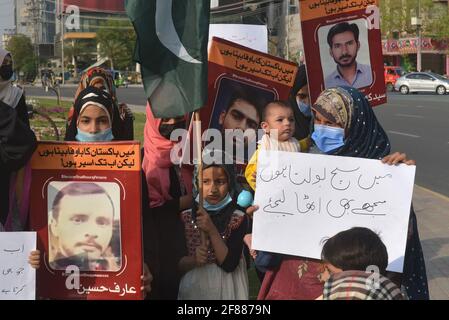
[64,39,95,77]
[6,34,37,79]
[380,0,444,38]
[96,20,136,70]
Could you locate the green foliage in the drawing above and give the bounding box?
[401,55,414,72]
[380,0,444,38]
[6,34,37,79]
[96,20,137,70]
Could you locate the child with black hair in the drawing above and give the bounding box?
[177,150,249,300]
[319,227,404,300]
[245,101,322,300]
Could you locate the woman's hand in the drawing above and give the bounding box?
[28,250,40,269]
[246,205,259,219]
[243,234,257,260]
[250,171,257,187]
[141,263,153,298]
[382,152,416,166]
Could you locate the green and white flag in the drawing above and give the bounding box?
[126,0,210,118]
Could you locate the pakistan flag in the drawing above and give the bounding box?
[126,0,210,118]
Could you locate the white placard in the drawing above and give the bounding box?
[0,232,36,300]
[252,150,416,273]
[209,24,268,53]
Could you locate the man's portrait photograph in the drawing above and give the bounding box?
[319,19,373,89]
[47,181,122,272]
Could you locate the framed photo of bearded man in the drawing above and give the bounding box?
[320,19,373,90]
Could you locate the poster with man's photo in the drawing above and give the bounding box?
[29,141,142,300]
[300,0,386,106]
[200,37,298,186]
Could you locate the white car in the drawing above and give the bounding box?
[394,72,449,95]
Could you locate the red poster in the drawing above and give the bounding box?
[201,37,298,133]
[63,0,125,13]
[197,37,298,184]
[300,0,386,106]
[30,141,142,300]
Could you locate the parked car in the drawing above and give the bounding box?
[384,66,404,91]
[394,72,449,95]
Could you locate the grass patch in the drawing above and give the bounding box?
[133,111,146,145]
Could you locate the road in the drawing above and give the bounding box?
[24,84,148,112]
[25,85,449,197]
[374,93,449,198]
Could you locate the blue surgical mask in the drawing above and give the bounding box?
[76,128,114,142]
[296,98,312,118]
[311,124,345,154]
[195,193,232,214]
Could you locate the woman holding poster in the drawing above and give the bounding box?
[310,86,429,300]
[63,86,152,296]
[251,86,428,300]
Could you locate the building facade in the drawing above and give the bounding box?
[382,0,449,75]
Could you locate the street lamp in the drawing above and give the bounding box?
[411,16,422,72]
[411,0,422,72]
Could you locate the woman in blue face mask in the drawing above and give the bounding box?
[289,64,313,141]
[65,86,124,142]
[310,86,429,300]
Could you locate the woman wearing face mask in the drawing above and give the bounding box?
[310,86,429,300]
[249,86,428,300]
[67,67,133,140]
[1,48,40,269]
[289,64,313,141]
[141,103,193,299]
[1,48,37,231]
[65,86,127,142]
[64,86,153,297]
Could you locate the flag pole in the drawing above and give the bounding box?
[194,112,207,246]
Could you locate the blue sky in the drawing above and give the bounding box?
[0,0,14,47]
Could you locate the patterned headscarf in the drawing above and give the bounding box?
[323,270,404,300]
[67,67,133,140]
[74,67,117,106]
[312,86,390,160]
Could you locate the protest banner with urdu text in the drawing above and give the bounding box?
[300,0,386,106]
[0,232,36,300]
[30,141,142,300]
[252,150,415,273]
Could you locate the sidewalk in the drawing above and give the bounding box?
[413,185,449,300]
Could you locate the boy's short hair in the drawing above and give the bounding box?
[321,227,388,274]
[262,100,293,121]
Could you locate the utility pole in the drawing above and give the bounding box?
[58,0,65,85]
[285,0,289,60]
[412,0,422,72]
